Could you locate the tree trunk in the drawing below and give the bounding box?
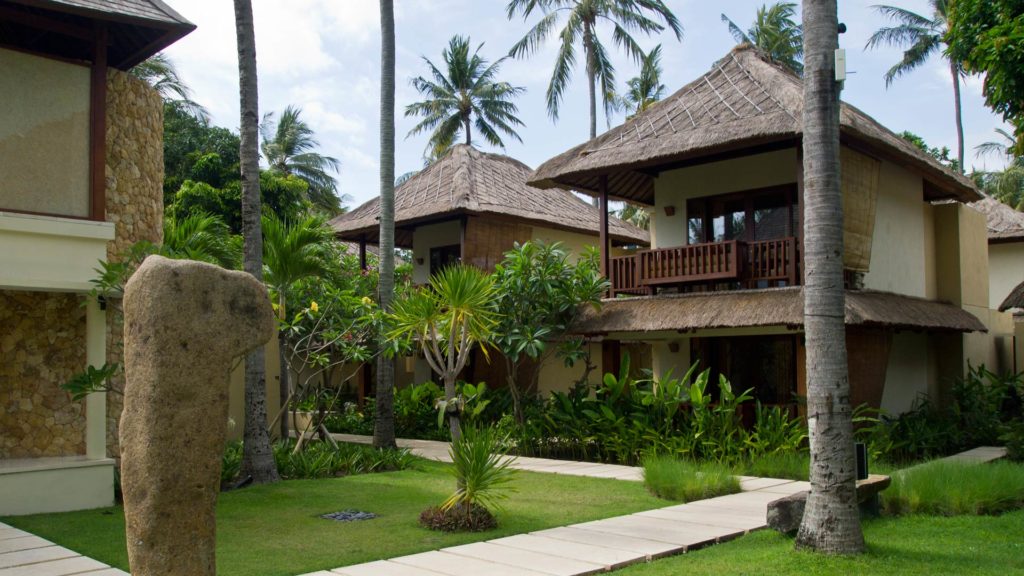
[233,0,279,484]
[951,61,965,174]
[504,356,523,424]
[374,0,398,450]
[795,0,863,554]
[278,332,289,441]
[584,21,597,141]
[445,373,462,442]
[464,113,472,146]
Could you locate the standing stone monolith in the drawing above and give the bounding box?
[119,255,274,576]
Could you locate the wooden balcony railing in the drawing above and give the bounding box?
[609,237,799,296]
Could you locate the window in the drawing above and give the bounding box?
[429,244,461,275]
[686,186,797,244]
[691,335,797,406]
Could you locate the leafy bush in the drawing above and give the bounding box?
[221,441,243,487]
[883,460,1024,516]
[642,455,741,502]
[419,505,496,532]
[221,440,417,484]
[1001,421,1024,462]
[441,426,517,519]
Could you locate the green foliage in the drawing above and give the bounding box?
[61,363,121,402]
[722,2,803,74]
[221,441,243,487]
[263,441,418,481]
[1000,420,1024,462]
[162,102,240,201]
[405,35,525,159]
[261,105,346,214]
[167,171,309,234]
[947,0,1024,154]
[615,44,667,115]
[442,425,517,515]
[642,455,741,502]
[899,130,961,172]
[162,212,239,268]
[883,460,1024,516]
[737,451,809,481]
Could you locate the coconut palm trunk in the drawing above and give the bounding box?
[374,0,398,450]
[233,0,279,484]
[794,0,863,553]
[951,61,965,173]
[584,22,597,140]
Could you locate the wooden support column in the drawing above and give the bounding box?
[599,175,610,279]
[796,146,805,285]
[89,24,108,221]
[358,235,368,271]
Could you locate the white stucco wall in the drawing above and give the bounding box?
[652,148,799,248]
[411,220,462,284]
[880,332,932,415]
[537,342,603,395]
[862,160,930,297]
[989,242,1024,310]
[651,339,693,381]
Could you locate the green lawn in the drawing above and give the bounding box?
[616,510,1024,575]
[2,460,664,576]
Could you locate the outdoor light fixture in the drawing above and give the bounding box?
[416,257,424,265]
[668,342,680,353]
[664,205,676,217]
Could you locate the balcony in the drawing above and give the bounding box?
[609,237,799,296]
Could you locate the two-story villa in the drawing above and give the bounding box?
[0,0,193,514]
[529,45,1012,416]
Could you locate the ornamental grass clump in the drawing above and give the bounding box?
[883,460,1024,516]
[642,455,741,502]
[420,426,517,532]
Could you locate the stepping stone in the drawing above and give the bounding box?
[530,527,679,558]
[442,542,604,576]
[0,555,107,576]
[489,534,646,571]
[392,551,549,576]
[0,536,54,555]
[0,546,78,570]
[331,560,443,576]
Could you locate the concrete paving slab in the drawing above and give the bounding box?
[635,507,765,530]
[84,570,129,576]
[738,478,796,491]
[0,547,78,570]
[0,537,54,555]
[530,527,679,558]
[943,446,1007,463]
[757,481,811,495]
[442,542,604,576]
[392,551,550,576]
[0,530,30,543]
[572,515,739,548]
[490,534,646,570]
[0,555,108,576]
[331,559,445,576]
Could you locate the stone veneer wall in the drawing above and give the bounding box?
[104,70,165,457]
[0,291,87,458]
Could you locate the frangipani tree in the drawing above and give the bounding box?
[389,265,499,440]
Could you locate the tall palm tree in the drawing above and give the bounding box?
[796,0,864,554]
[131,52,210,121]
[507,0,683,140]
[232,0,279,484]
[976,128,1024,209]
[616,44,665,116]
[260,106,347,215]
[261,214,332,439]
[161,213,238,268]
[406,36,526,159]
[865,1,965,172]
[722,2,803,74]
[976,128,1018,161]
[375,0,398,450]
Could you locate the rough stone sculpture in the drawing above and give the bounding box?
[119,256,274,576]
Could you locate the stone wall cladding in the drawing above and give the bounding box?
[0,291,87,458]
[104,69,165,457]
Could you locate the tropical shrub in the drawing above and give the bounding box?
[221,441,243,488]
[642,456,741,502]
[883,460,1024,516]
[220,440,416,484]
[737,451,810,481]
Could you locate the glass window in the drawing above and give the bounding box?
[752,192,791,241]
[710,198,747,242]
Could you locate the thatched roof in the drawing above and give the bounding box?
[529,44,980,205]
[999,282,1024,312]
[573,287,986,334]
[2,0,195,69]
[970,196,1024,243]
[329,145,649,249]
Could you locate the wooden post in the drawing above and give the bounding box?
[358,235,368,271]
[796,146,805,285]
[89,23,107,221]
[599,175,610,280]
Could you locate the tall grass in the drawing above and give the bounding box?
[737,452,810,481]
[883,460,1024,516]
[642,456,741,502]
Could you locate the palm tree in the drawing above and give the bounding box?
[616,44,665,116]
[260,106,347,215]
[865,1,965,173]
[722,2,803,74]
[406,36,526,159]
[130,52,210,121]
[507,0,683,140]
[389,265,499,441]
[976,128,1024,208]
[232,0,280,484]
[261,214,332,439]
[795,0,864,554]
[375,0,398,450]
[976,128,1018,161]
[161,213,238,268]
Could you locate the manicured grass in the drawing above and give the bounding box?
[2,460,663,576]
[642,456,740,502]
[883,460,1024,516]
[616,511,1024,575]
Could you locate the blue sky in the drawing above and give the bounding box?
[162,0,1010,209]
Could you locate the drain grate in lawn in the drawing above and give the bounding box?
[320,510,377,522]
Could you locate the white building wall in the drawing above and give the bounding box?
[862,160,930,297]
[411,220,462,284]
[880,332,932,415]
[988,242,1024,309]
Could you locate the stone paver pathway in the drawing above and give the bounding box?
[941,446,1007,464]
[0,524,127,576]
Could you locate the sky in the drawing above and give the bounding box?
[161,0,1011,210]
